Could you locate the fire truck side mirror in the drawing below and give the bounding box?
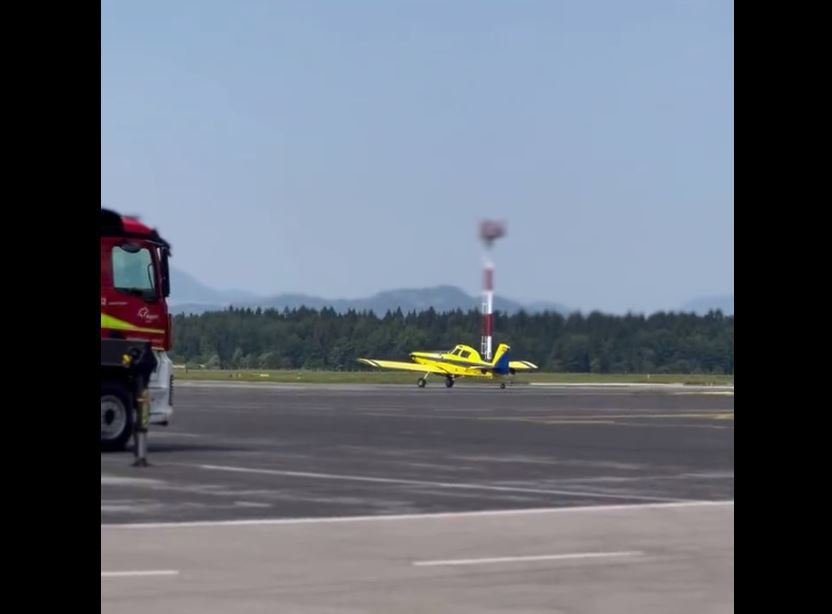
[161,248,171,298]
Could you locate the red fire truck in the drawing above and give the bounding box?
[101,209,174,451]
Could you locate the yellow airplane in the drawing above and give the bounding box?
[358,343,538,389]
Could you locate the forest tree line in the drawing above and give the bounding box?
[170,307,734,374]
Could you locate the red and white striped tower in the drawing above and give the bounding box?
[479,220,506,361]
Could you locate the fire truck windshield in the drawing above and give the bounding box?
[112,244,157,299]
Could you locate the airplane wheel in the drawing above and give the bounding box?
[499,382,506,389]
[417,378,427,388]
[445,377,454,388]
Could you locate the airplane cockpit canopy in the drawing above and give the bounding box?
[449,345,475,359]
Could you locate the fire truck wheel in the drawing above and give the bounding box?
[101,383,133,452]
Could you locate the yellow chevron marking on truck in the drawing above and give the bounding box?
[101,313,165,335]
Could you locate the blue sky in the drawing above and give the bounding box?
[102,0,733,313]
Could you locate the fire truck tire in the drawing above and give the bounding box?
[101,383,133,452]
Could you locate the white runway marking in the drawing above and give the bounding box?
[413,551,645,567]
[100,475,165,487]
[102,499,733,529]
[193,463,687,503]
[673,391,734,396]
[529,383,688,388]
[234,501,271,508]
[101,570,179,578]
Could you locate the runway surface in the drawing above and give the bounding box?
[101,383,733,613]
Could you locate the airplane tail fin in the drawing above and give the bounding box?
[491,343,511,372]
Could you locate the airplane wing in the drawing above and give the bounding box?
[358,358,451,374]
[509,360,538,371]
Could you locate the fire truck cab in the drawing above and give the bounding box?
[100,209,174,451]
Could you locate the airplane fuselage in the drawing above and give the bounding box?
[411,345,505,376]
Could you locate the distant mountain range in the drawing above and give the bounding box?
[171,268,261,306]
[169,268,569,316]
[169,268,732,316]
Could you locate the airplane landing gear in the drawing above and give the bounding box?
[445,376,455,388]
[417,378,427,388]
[499,382,506,389]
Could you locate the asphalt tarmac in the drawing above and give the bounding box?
[101,383,734,613]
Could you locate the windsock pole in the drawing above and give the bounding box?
[478,220,506,362]
[481,261,495,361]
